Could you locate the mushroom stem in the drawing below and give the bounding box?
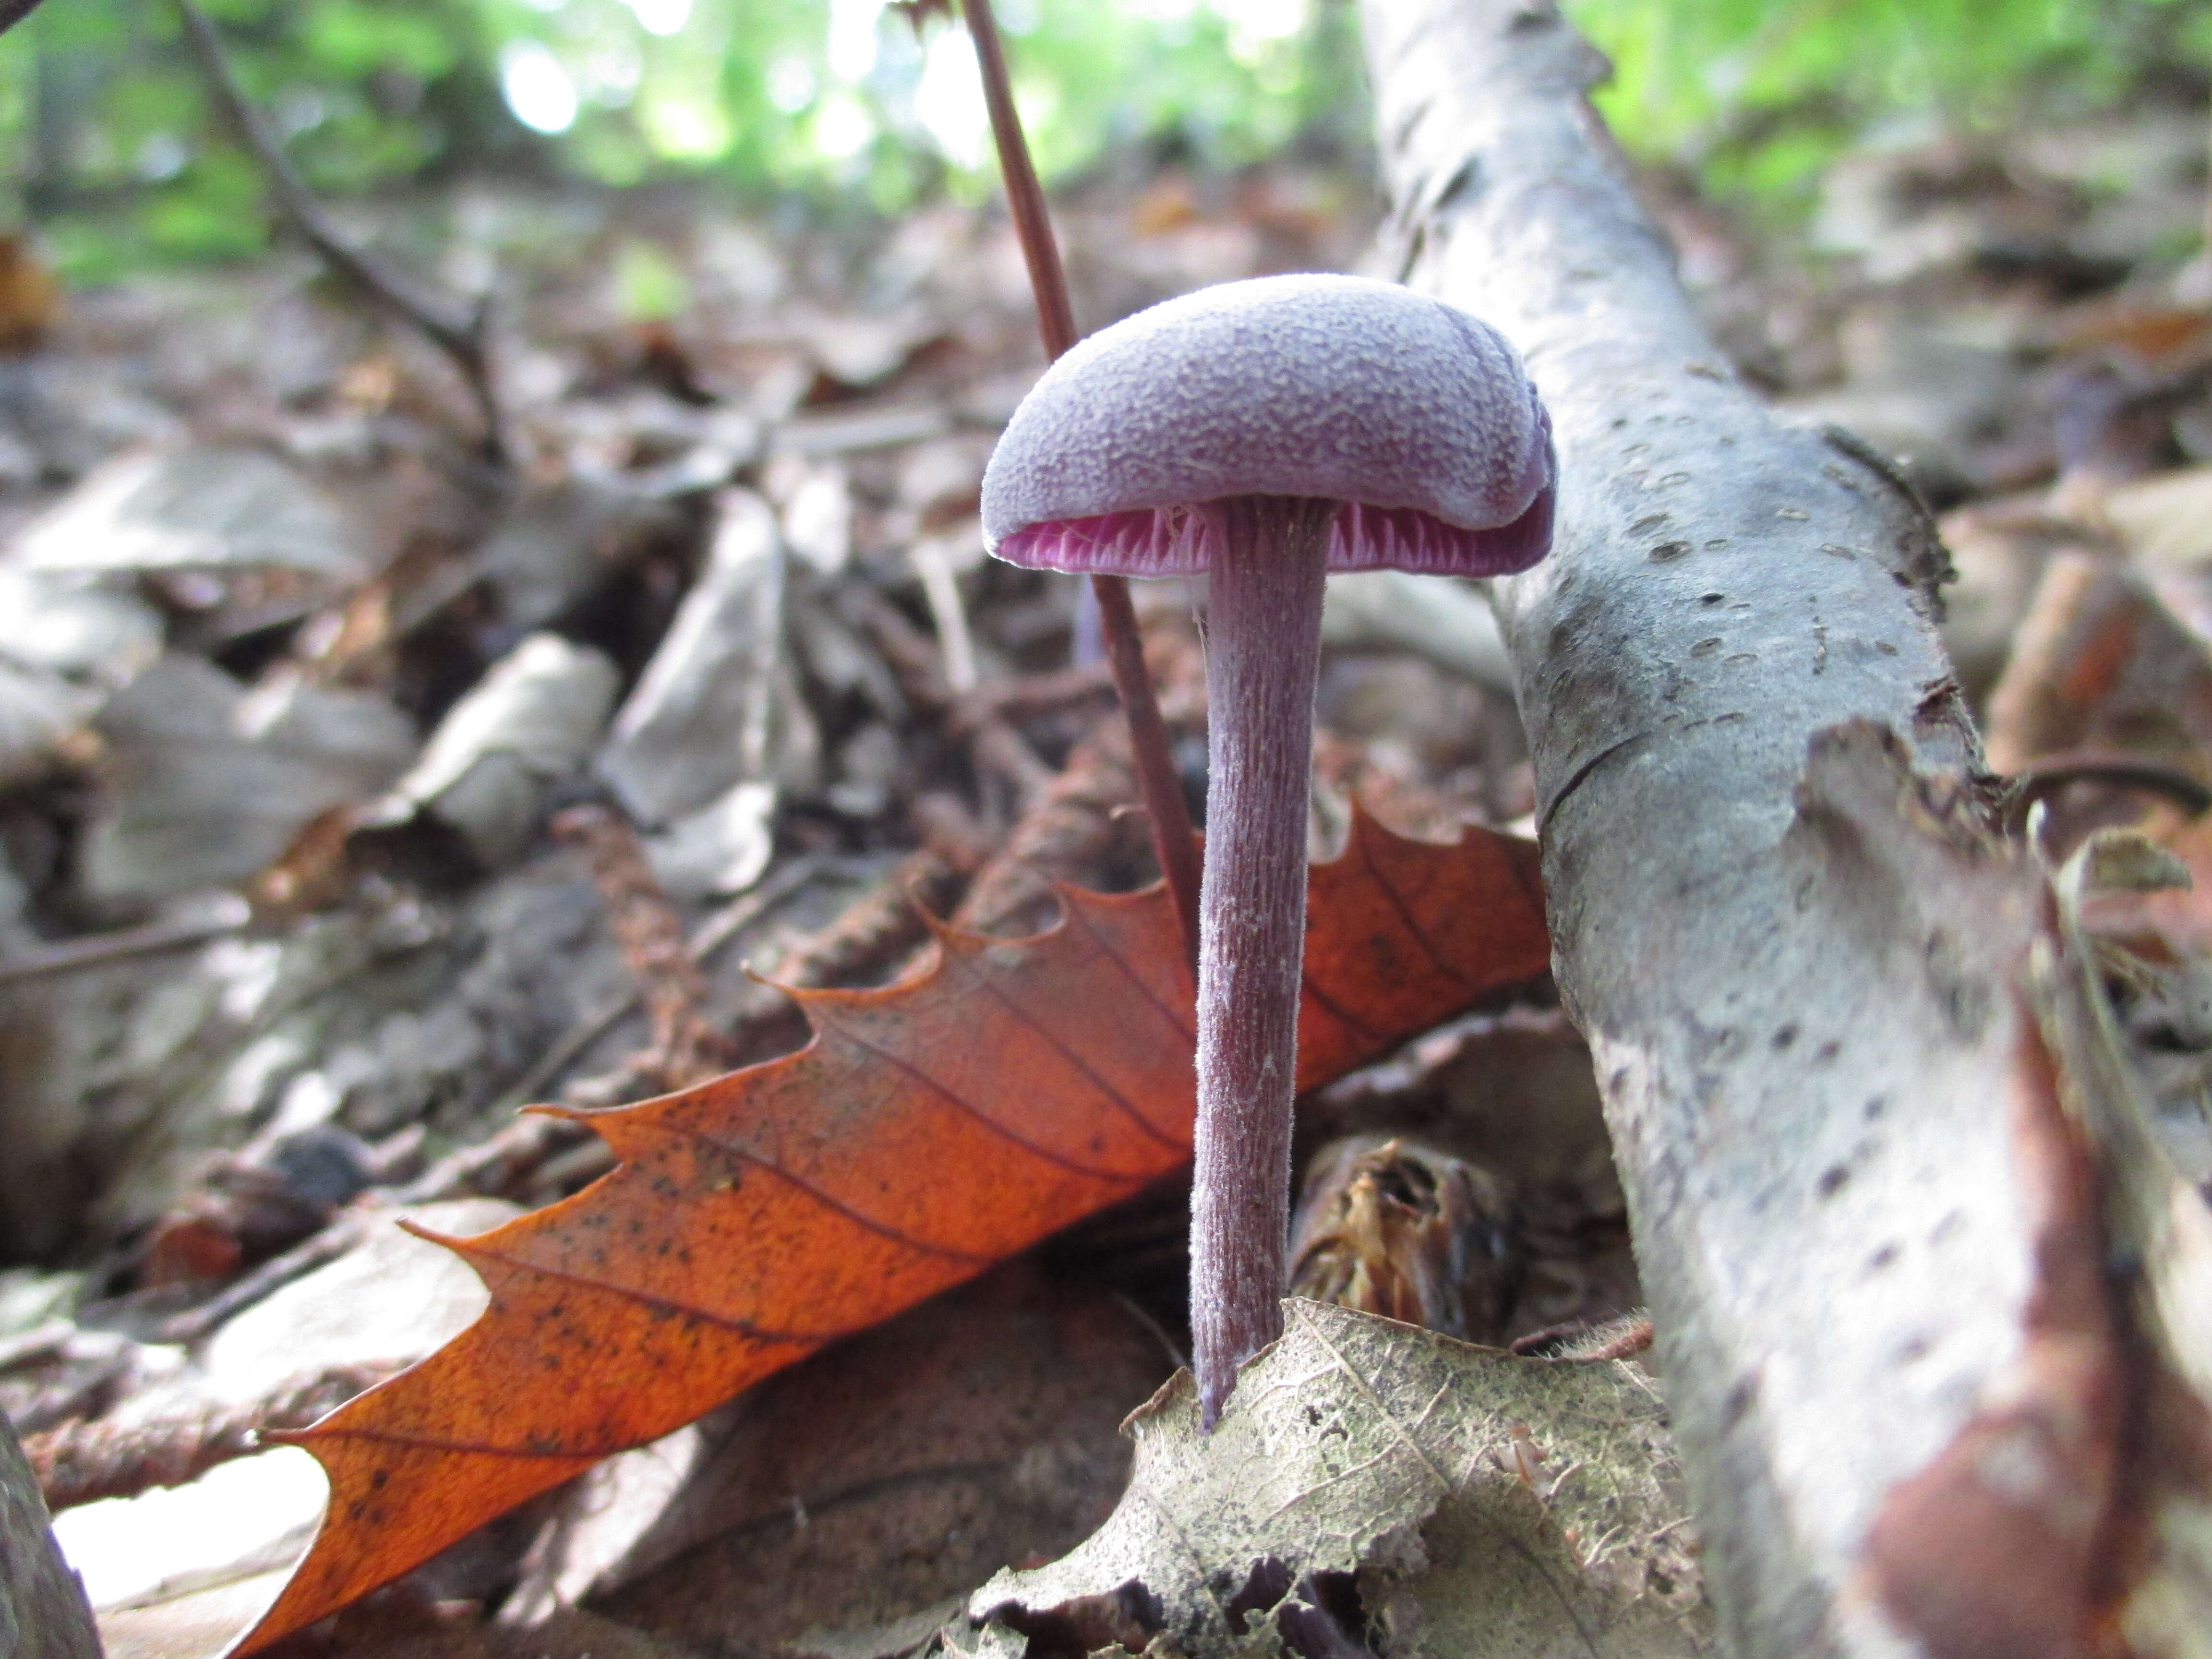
[1191,493,1336,1425]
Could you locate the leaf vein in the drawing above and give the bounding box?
[1355,822,1474,989]
[805,1001,1153,1183]
[946,952,1189,1154]
[672,1127,997,1264]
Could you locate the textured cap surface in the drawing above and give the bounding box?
[981,273,1553,577]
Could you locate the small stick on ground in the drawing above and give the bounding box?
[28,1361,403,1513]
[952,664,1114,729]
[552,803,735,1091]
[956,619,1208,936]
[0,905,250,986]
[173,0,506,464]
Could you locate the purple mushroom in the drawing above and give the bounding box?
[981,273,1555,1421]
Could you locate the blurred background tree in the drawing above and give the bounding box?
[0,0,2204,277]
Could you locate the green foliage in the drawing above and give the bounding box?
[1564,0,2210,209]
[613,235,689,320]
[0,0,2199,276]
[296,0,459,80]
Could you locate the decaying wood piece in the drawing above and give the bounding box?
[1362,1,2100,1652]
[0,1409,100,1659]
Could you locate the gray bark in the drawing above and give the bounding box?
[1361,3,2051,1653]
[0,1409,101,1659]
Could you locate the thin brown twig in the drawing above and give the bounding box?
[0,907,249,986]
[956,614,1207,937]
[740,797,1002,995]
[551,803,735,1089]
[770,849,964,990]
[28,1361,401,1512]
[959,0,1203,974]
[963,0,1075,358]
[172,0,506,465]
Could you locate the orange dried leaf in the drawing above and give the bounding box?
[237,811,1547,1651]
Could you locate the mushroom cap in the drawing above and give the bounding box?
[981,273,1554,578]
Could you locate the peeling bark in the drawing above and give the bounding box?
[0,1409,100,1659]
[1361,2,2070,1652]
[1857,1009,2123,1659]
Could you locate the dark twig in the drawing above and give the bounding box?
[172,0,507,464]
[2008,749,2212,834]
[29,1360,401,1512]
[959,0,1204,974]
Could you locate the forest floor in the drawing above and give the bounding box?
[4,77,2212,1659]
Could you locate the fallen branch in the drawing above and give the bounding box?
[173,0,506,463]
[1361,1,2087,1651]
